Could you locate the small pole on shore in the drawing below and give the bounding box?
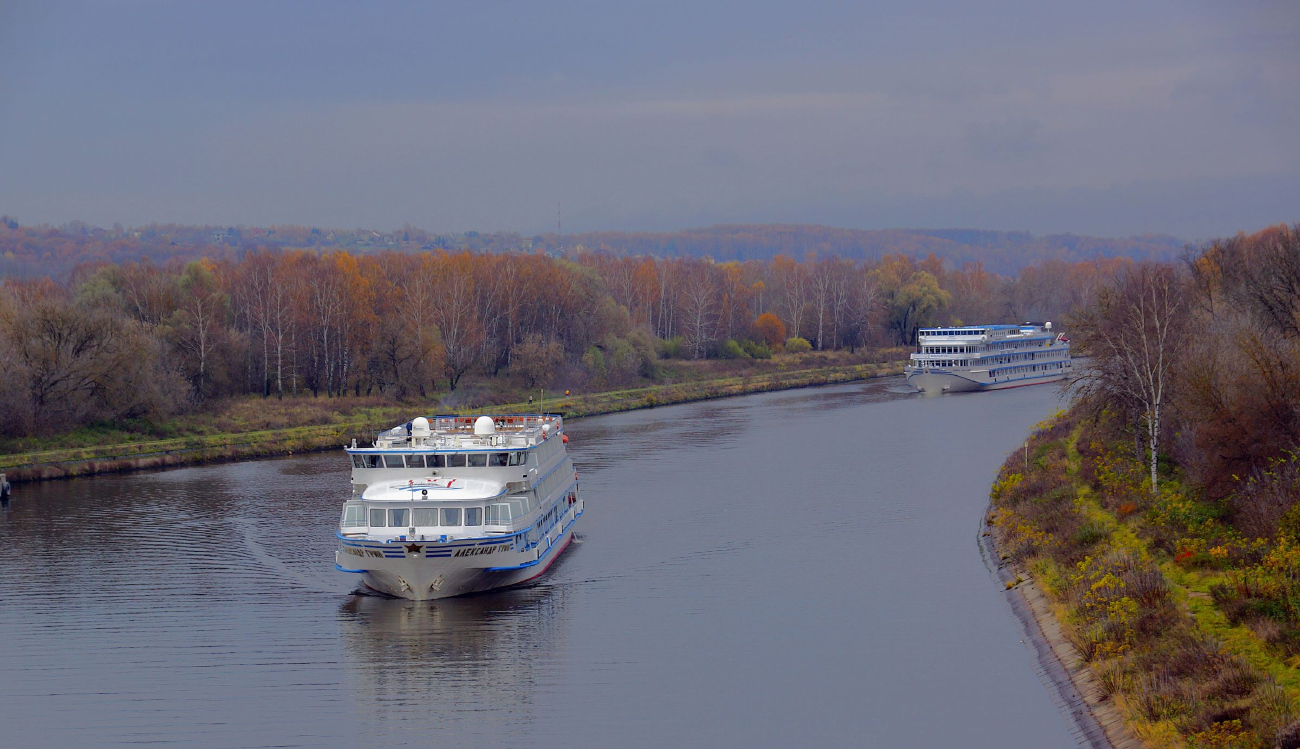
[1024,441,1028,471]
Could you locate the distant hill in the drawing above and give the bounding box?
[0,216,1187,279]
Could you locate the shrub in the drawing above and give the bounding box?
[719,339,751,360]
[1279,499,1300,543]
[656,336,685,359]
[1070,522,1108,548]
[785,336,812,353]
[740,339,772,359]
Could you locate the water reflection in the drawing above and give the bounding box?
[338,583,569,738]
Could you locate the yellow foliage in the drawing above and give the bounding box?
[991,472,1023,500]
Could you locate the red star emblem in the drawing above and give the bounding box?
[403,543,423,554]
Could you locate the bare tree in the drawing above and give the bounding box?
[773,255,810,340]
[810,258,835,350]
[172,260,228,399]
[1071,264,1189,493]
[679,261,719,358]
[849,269,883,350]
[431,256,481,391]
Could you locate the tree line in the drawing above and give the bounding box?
[1070,222,1300,500]
[0,245,1129,437]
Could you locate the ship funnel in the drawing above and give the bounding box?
[474,416,496,436]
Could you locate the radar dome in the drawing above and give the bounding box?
[1045,321,1052,330]
[474,416,496,436]
[411,417,431,437]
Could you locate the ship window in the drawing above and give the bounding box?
[489,452,509,467]
[412,508,439,526]
[486,503,511,524]
[383,455,404,468]
[446,453,467,468]
[465,507,483,526]
[508,452,522,466]
[369,508,387,527]
[405,454,426,469]
[507,499,527,519]
[388,508,409,527]
[365,455,383,469]
[427,453,446,468]
[467,453,487,468]
[351,455,364,469]
[342,502,366,528]
[441,508,462,526]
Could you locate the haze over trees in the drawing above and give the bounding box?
[0,217,1186,280]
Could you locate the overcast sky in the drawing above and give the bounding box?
[0,1,1296,239]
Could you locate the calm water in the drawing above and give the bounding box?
[0,378,1074,748]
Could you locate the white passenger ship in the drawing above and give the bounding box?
[905,323,1071,393]
[335,414,582,600]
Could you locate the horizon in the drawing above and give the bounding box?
[6,216,1195,243]
[1,2,1297,240]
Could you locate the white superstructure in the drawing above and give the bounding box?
[905,323,1071,393]
[335,414,582,600]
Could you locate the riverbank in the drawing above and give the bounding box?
[989,408,1300,749]
[0,358,905,483]
[983,494,1141,749]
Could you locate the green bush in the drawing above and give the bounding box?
[656,336,685,359]
[785,336,812,353]
[1279,503,1300,543]
[740,339,773,359]
[720,339,752,360]
[581,346,606,378]
[1070,522,1108,548]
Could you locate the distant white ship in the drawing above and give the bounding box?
[335,414,582,600]
[905,323,1071,393]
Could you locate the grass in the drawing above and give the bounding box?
[1,355,906,481]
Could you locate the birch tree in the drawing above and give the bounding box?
[1071,264,1189,494]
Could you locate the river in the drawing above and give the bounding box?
[0,377,1075,748]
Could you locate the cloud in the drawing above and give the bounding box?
[963,118,1049,163]
[0,1,1296,238]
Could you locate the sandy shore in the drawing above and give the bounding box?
[980,515,1145,749]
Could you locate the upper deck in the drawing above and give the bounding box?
[344,414,570,497]
[909,323,1069,372]
[360,414,564,452]
[917,324,1052,343]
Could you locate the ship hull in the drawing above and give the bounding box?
[906,369,1065,394]
[337,505,581,601]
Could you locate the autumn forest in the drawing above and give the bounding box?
[0,218,1144,440]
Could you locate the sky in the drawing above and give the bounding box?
[0,1,1297,239]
